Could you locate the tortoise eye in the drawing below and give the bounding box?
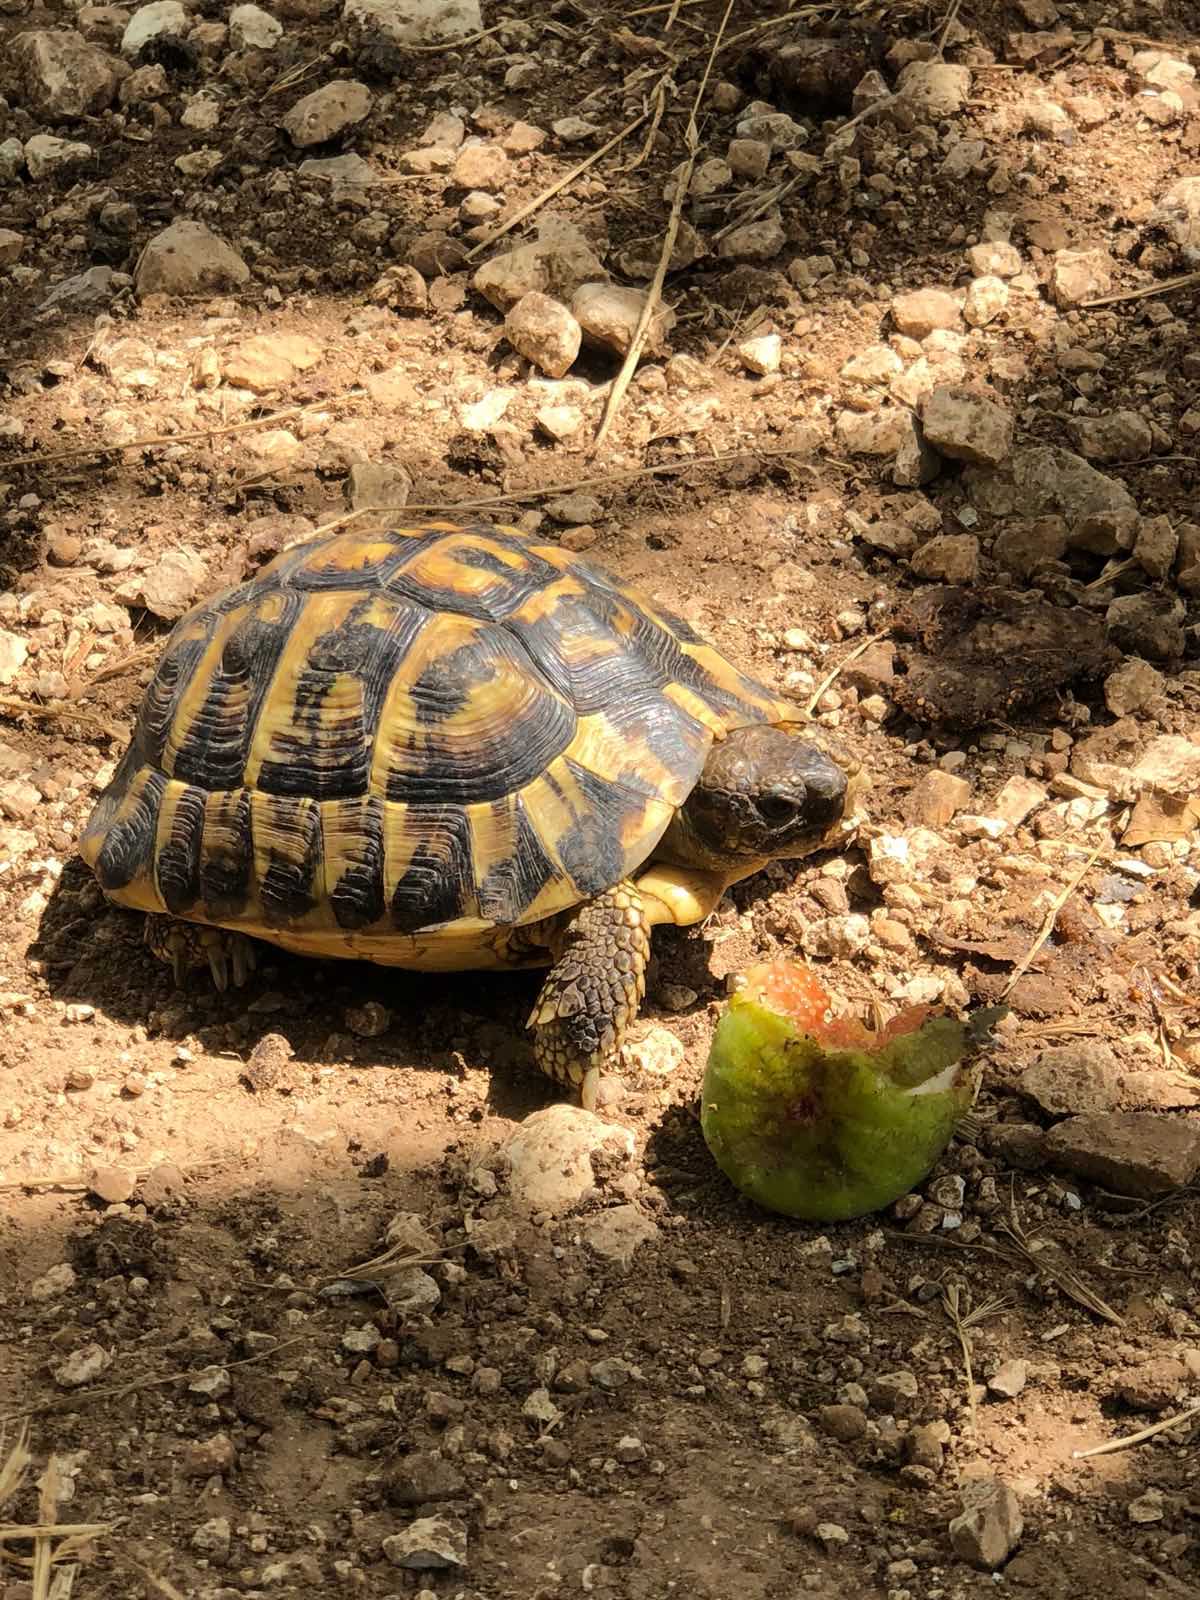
[758,793,797,823]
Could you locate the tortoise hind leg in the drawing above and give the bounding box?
[527,879,652,1112]
[144,915,257,992]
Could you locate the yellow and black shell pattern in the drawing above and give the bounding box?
[80,521,794,970]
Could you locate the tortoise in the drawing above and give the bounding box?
[80,519,854,1108]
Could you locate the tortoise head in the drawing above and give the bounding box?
[676,725,852,867]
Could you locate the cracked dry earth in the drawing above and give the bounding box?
[1,0,1200,1597]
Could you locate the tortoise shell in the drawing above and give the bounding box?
[80,521,796,967]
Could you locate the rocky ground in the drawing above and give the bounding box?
[1,0,1200,1597]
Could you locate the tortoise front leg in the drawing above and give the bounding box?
[144,915,258,992]
[527,879,652,1111]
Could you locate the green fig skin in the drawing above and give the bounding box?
[700,996,977,1222]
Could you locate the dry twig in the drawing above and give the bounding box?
[997,1210,1123,1326]
[803,630,889,717]
[463,107,652,262]
[1001,821,1125,1001]
[0,1336,308,1427]
[0,695,123,738]
[1081,270,1200,308]
[1073,1401,1200,1460]
[592,0,736,451]
[941,1283,1010,1432]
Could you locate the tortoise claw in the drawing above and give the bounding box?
[206,941,229,993]
[144,915,257,992]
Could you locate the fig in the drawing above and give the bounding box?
[701,961,1004,1222]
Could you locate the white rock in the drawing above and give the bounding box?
[0,630,28,686]
[343,0,482,48]
[382,1516,467,1570]
[24,134,93,180]
[898,60,970,116]
[229,4,283,49]
[963,274,1008,327]
[121,1,187,59]
[181,94,222,131]
[841,344,902,384]
[459,388,514,431]
[1049,248,1112,307]
[835,407,909,455]
[535,403,582,441]
[737,333,781,375]
[115,550,207,620]
[54,1343,112,1388]
[451,141,509,190]
[499,1105,634,1214]
[735,112,807,150]
[504,292,581,378]
[967,240,1021,277]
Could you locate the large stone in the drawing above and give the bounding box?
[1103,658,1164,717]
[223,333,323,392]
[921,387,1013,465]
[572,282,674,357]
[343,0,481,49]
[964,446,1137,554]
[891,287,962,338]
[11,30,122,118]
[1049,248,1112,307]
[382,1515,467,1570]
[25,135,93,180]
[473,224,607,313]
[949,1480,1023,1569]
[898,60,971,116]
[121,1,188,59]
[135,220,251,297]
[504,292,581,378]
[1021,1043,1122,1118]
[1044,1112,1200,1198]
[1071,410,1153,463]
[910,533,979,584]
[497,1106,634,1215]
[1105,593,1185,661]
[282,81,372,147]
[1150,175,1200,261]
